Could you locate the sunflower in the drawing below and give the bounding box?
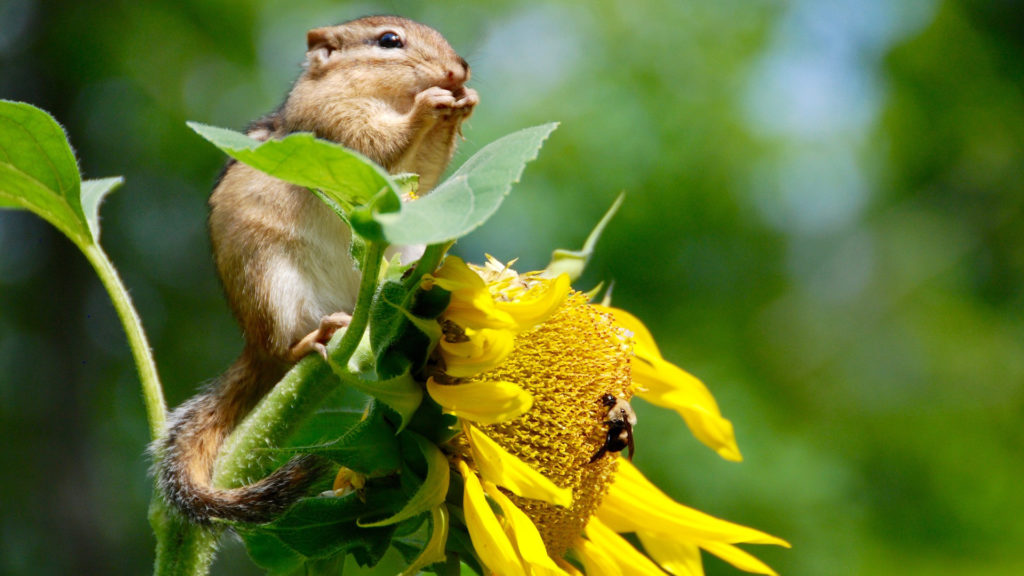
[422,255,789,575]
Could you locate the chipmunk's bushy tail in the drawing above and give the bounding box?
[154,347,324,524]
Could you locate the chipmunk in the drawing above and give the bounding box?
[155,15,478,524]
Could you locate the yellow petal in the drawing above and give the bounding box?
[575,537,623,576]
[594,304,742,462]
[635,531,704,576]
[466,424,573,508]
[493,273,571,329]
[598,459,789,547]
[632,358,742,462]
[426,378,533,425]
[447,297,519,331]
[432,256,519,330]
[700,541,780,576]
[592,305,662,360]
[458,461,527,576]
[485,482,571,576]
[439,328,516,378]
[430,255,485,292]
[585,518,668,576]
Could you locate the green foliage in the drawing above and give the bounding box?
[188,121,557,247]
[239,414,453,571]
[244,478,403,564]
[338,368,424,434]
[0,102,167,440]
[192,119,555,573]
[358,433,450,528]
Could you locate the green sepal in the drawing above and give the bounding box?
[187,122,399,215]
[370,280,449,380]
[305,556,347,576]
[397,505,449,576]
[544,191,624,282]
[393,513,429,539]
[363,123,559,246]
[359,432,450,528]
[333,370,422,433]
[406,393,460,448]
[280,404,400,475]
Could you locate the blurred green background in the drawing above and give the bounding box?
[2,0,1023,574]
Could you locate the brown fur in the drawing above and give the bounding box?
[155,15,476,524]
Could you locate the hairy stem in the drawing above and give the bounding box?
[81,243,166,439]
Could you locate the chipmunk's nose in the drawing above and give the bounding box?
[442,57,470,91]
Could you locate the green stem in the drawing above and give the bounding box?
[80,242,166,439]
[213,241,387,486]
[330,240,386,368]
[149,497,218,576]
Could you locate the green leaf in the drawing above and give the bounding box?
[187,122,398,210]
[236,528,305,575]
[0,100,90,244]
[357,123,558,245]
[545,191,624,282]
[359,433,450,528]
[406,394,460,448]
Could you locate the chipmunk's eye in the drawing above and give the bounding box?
[377,32,403,49]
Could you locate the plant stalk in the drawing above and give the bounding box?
[81,242,166,439]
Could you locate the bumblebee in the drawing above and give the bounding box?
[589,394,637,463]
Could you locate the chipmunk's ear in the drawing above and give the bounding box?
[306,27,340,70]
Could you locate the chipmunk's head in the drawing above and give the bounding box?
[299,16,470,109]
